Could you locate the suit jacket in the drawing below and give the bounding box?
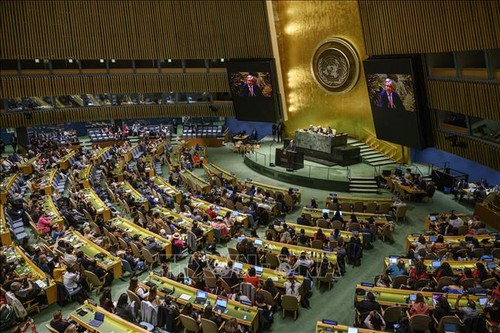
[240,84,263,97]
[379,90,405,111]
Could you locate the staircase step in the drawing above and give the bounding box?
[365,156,392,163]
[350,176,376,180]
[370,160,398,167]
[349,188,379,193]
[349,183,378,188]
[362,152,384,158]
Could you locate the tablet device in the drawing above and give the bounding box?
[322,319,338,325]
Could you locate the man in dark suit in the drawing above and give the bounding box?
[285,139,296,152]
[378,78,405,111]
[240,75,263,97]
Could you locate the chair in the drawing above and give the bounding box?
[265,229,277,241]
[283,194,294,212]
[409,314,431,332]
[379,203,392,214]
[265,252,280,269]
[281,295,299,320]
[482,277,498,289]
[353,202,364,213]
[492,248,500,259]
[366,202,377,213]
[227,247,242,262]
[258,289,278,307]
[383,306,402,327]
[316,269,334,290]
[130,242,144,259]
[311,240,324,249]
[331,220,343,230]
[201,318,224,333]
[434,315,462,333]
[240,282,256,302]
[317,219,329,229]
[395,205,408,222]
[118,237,129,250]
[471,248,484,259]
[219,278,239,294]
[142,248,158,270]
[380,224,393,242]
[179,314,200,332]
[392,275,409,288]
[84,270,106,293]
[127,290,141,318]
[348,223,361,231]
[436,276,454,291]
[460,278,475,289]
[457,225,468,236]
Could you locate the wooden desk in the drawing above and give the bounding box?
[208,254,304,288]
[63,230,122,279]
[142,274,259,332]
[180,170,211,194]
[0,204,12,246]
[244,237,338,265]
[285,222,364,244]
[385,176,426,199]
[382,257,494,276]
[151,176,182,203]
[80,188,112,221]
[57,151,76,170]
[70,301,149,333]
[355,284,482,309]
[4,245,57,305]
[405,234,495,252]
[20,157,37,175]
[203,162,237,186]
[110,216,172,259]
[151,206,214,242]
[42,195,64,228]
[144,155,155,178]
[120,181,150,211]
[302,207,392,226]
[40,169,57,195]
[325,195,393,211]
[80,164,93,188]
[112,159,124,182]
[0,173,19,204]
[190,198,249,229]
[474,192,500,230]
[425,212,468,230]
[244,180,302,203]
[91,147,112,164]
[238,192,278,216]
[316,321,385,333]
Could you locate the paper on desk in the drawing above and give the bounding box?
[35,280,47,288]
[179,294,192,301]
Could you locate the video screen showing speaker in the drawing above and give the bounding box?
[227,59,280,123]
[364,57,427,149]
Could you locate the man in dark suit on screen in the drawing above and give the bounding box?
[240,75,263,97]
[378,78,405,111]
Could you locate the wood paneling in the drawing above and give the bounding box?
[358,0,500,56]
[0,73,229,98]
[0,104,234,128]
[426,80,500,121]
[0,0,272,59]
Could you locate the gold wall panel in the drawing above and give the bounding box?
[272,0,405,162]
[426,80,500,122]
[0,74,230,99]
[0,104,234,129]
[359,0,500,56]
[0,0,273,59]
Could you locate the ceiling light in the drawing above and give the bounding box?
[34,59,40,63]
[99,59,104,63]
[167,59,172,63]
[220,58,225,62]
[68,59,73,63]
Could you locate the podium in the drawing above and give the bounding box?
[275,148,304,170]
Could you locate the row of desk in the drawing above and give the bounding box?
[405,234,496,251]
[80,188,112,221]
[244,179,302,203]
[285,222,365,244]
[151,206,214,242]
[180,169,211,194]
[302,207,392,226]
[190,197,249,229]
[203,162,237,186]
[151,176,182,204]
[0,173,21,204]
[382,256,494,276]
[57,151,76,170]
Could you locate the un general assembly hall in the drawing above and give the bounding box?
[1,1,500,333]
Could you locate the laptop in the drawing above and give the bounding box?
[255,266,263,277]
[233,262,243,273]
[444,323,458,333]
[488,262,496,270]
[214,298,228,312]
[240,299,253,306]
[479,297,488,306]
[237,237,245,243]
[429,236,437,242]
[322,209,330,215]
[409,294,417,302]
[347,328,358,333]
[388,258,397,265]
[88,312,105,327]
[429,216,437,222]
[408,259,413,266]
[232,210,239,217]
[254,239,263,247]
[431,261,441,269]
[195,290,208,304]
[215,205,220,212]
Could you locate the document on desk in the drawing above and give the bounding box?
[179,294,192,301]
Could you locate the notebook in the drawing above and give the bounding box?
[88,312,105,327]
[214,298,228,312]
[444,323,458,333]
[195,290,208,304]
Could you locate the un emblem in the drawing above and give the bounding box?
[311,38,360,93]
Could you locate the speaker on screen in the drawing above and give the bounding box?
[363,57,430,149]
[227,59,280,123]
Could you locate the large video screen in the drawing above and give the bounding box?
[227,60,279,122]
[364,57,427,149]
